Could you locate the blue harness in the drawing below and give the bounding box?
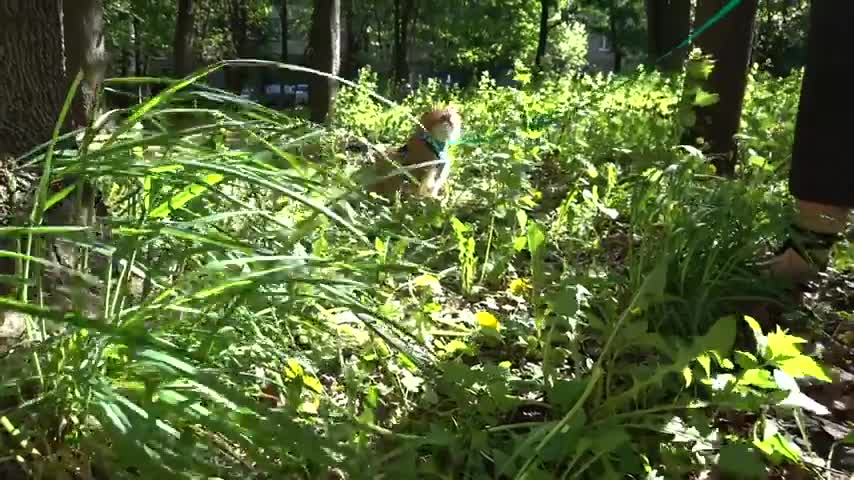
[398,132,450,166]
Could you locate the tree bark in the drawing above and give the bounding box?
[0,0,106,156]
[0,2,69,158]
[280,0,289,64]
[608,0,623,73]
[534,0,550,70]
[174,0,196,76]
[226,0,250,94]
[133,13,143,77]
[341,0,359,79]
[308,0,341,124]
[392,0,413,84]
[684,0,759,176]
[645,0,692,72]
[0,0,108,299]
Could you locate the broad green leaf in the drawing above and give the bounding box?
[734,350,759,369]
[591,427,630,455]
[693,90,720,107]
[636,260,668,311]
[698,315,737,357]
[738,369,777,389]
[754,420,802,464]
[718,442,767,479]
[766,330,830,382]
[550,379,589,412]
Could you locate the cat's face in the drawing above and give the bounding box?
[420,105,462,144]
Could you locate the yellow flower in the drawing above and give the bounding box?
[414,274,443,295]
[508,278,531,295]
[475,311,500,330]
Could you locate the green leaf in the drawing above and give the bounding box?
[734,350,759,369]
[698,315,737,358]
[137,349,198,375]
[527,221,546,289]
[98,401,130,435]
[682,366,693,387]
[696,354,712,378]
[636,260,668,311]
[591,427,630,455]
[754,420,802,465]
[744,316,766,344]
[149,173,225,219]
[550,379,588,412]
[718,442,767,479]
[738,369,777,389]
[766,330,831,382]
[693,90,720,107]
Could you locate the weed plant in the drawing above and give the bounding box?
[0,61,844,479]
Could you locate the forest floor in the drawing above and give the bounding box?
[776,269,854,479]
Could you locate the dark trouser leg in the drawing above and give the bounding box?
[773,1,852,286]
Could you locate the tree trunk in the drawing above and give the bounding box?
[133,14,143,77]
[341,0,359,79]
[392,0,412,84]
[608,1,623,73]
[280,0,289,64]
[534,0,550,70]
[0,0,106,156]
[0,0,108,300]
[684,0,759,176]
[645,0,692,72]
[0,3,69,158]
[226,0,250,94]
[308,0,341,124]
[174,0,196,76]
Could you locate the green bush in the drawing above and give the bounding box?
[0,62,831,480]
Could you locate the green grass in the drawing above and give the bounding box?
[0,61,841,479]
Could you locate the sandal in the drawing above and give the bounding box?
[772,223,841,291]
[744,224,842,328]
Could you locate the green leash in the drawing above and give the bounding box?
[451,0,745,147]
[658,0,744,64]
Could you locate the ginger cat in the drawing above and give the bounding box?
[369,105,462,199]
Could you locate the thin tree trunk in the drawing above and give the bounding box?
[534,0,550,69]
[341,0,359,79]
[390,0,414,84]
[278,0,290,107]
[280,0,289,64]
[308,0,341,123]
[399,0,413,83]
[226,0,249,94]
[645,0,692,71]
[133,14,143,77]
[684,0,759,176]
[608,2,623,73]
[174,0,195,76]
[392,0,403,83]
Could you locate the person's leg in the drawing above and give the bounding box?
[768,1,854,288]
